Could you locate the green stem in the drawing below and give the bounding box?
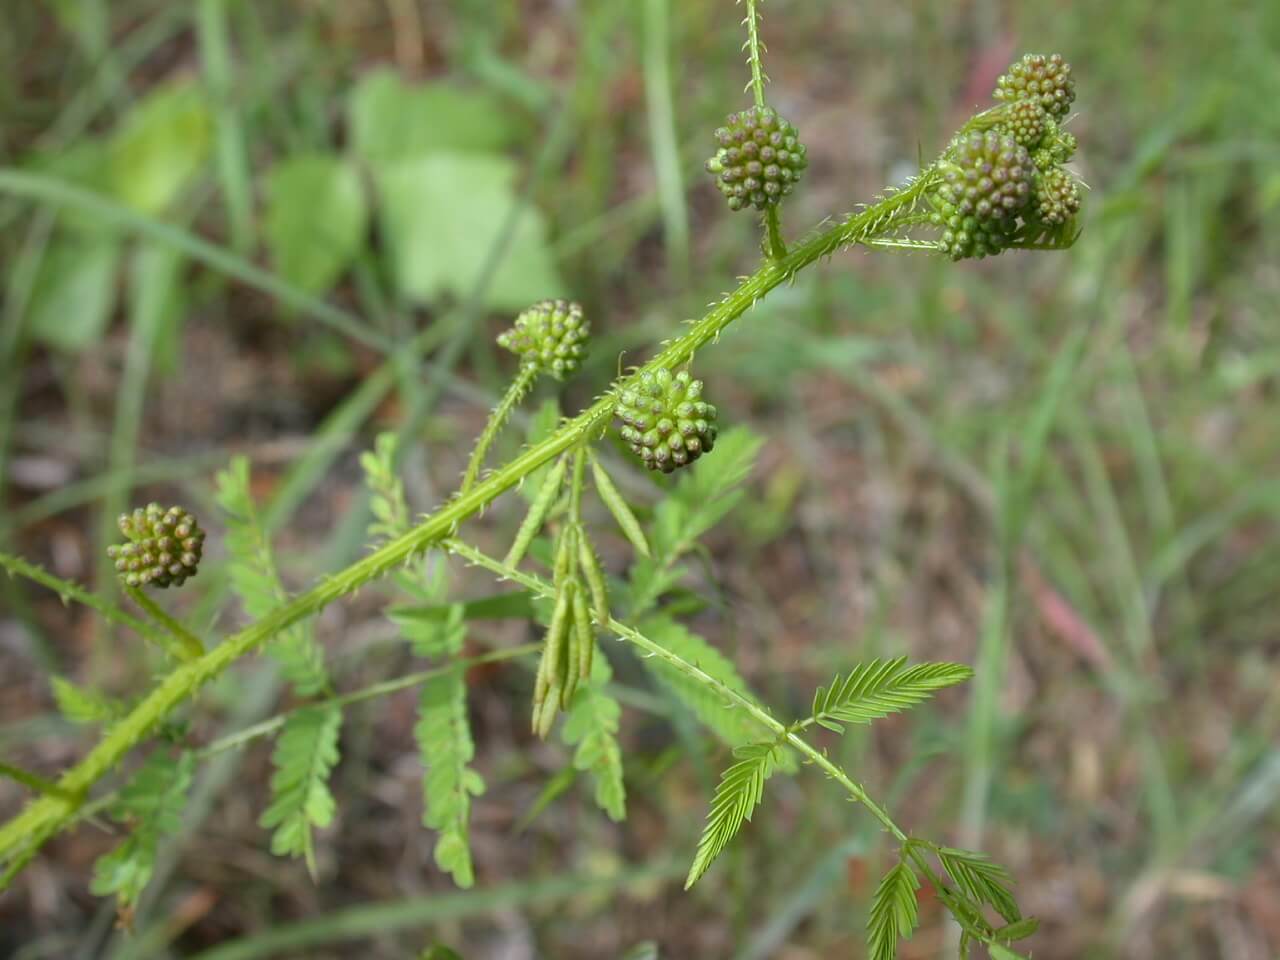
[744,0,767,108]
[0,173,937,883]
[765,206,787,259]
[125,585,204,661]
[460,363,538,494]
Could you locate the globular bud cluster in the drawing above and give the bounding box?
[1033,167,1082,226]
[705,107,808,212]
[931,53,1084,261]
[107,503,204,588]
[497,299,589,380]
[930,131,1034,261]
[616,369,718,473]
[993,53,1076,119]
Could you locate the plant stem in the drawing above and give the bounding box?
[744,0,767,109]
[460,363,538,495]
[765,206,787,259]
[0,173,937,884]
[125,585,204,661]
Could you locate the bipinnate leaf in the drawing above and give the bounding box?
[216,456,330,697]
[685,742,777,889]
[259,705,342,877]
[417,665,485,888]
[561,657,626,821]
[91,750,194,910]
[936,846,1021,923]
[808,658,973,733]
[868,857,920,960]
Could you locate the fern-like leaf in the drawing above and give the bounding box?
[259,704,342,877]
[51,676,126,726]
[360,432,412,542]
[685,742,777,888]
[216,456,330,696]
[807,658,973,733]
[90,750,194,912]
[867,857,920,960]
[937,846,1021,923]
[561,657,626,821]
[417,665,485,887]
[407,602,485,887]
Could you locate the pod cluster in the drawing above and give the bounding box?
[704,107,808,212]
[497,299,589,380]
[929,53,1084,261]
[107,503,204,588]
[616,369,717,473]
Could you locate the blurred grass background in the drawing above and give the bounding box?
[1,0,1279,957]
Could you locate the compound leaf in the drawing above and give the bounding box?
[685,742,777,888]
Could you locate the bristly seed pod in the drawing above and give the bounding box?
[497,300,589,380]
[107,503,204,588]
[705,106,808,212]
[993,53,1076,119]
[615,368,718,473]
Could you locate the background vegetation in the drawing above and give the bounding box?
[1,0,1278,957]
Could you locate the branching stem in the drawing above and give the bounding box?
[0,170,939,884]
[460,362,538,495]
[124,585,204,661]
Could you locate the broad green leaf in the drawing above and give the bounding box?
[375,153,562,311]
[348,69,516,164]
[108,82,211,214]
[265,153,368,295]
[26,237,120,352]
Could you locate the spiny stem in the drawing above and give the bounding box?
[124,586,204,661]
[460,362,538,495]
[743,0,767,108]
[0,173,938,882]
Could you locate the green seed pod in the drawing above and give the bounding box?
[497,299,589,380]
[564,586,594,709]
[704,106,808,212]
[107,503,204,588]
[615,368,719,473]
[1033,167,1082,226]
[993,53,1076,119]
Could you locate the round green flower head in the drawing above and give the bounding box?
[1033,125,1078,170]
[994,53,1076,119]
[930,131,1033,260]
[1033,167,1082,226]
[497,299,589,380]
[705,106,808,212]
[1003,99,1049,149]
[107,503,204,588]
[616,369,718,473]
